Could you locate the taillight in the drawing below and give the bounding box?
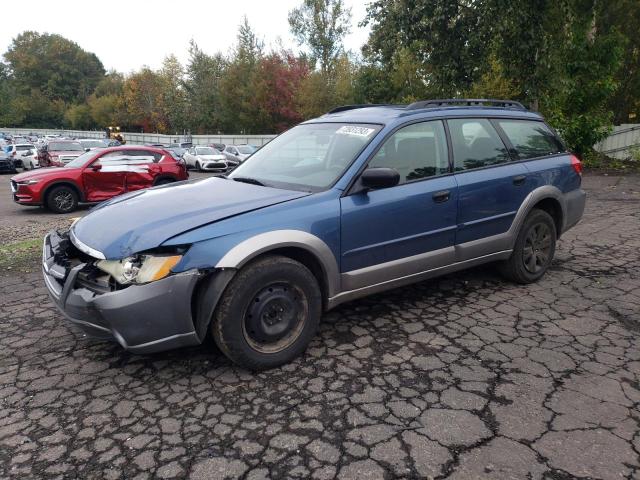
[570,154,582,176]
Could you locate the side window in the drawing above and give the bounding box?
[497,120,563,159]
[448,118,510,171]
[368,120,449,184]
[96,151,129,165]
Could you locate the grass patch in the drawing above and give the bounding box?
[0,238,42,274]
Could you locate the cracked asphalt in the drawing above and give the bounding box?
[1,173,639,479]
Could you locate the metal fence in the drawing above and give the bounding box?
[594,124,640,160]
[0,127,277,147]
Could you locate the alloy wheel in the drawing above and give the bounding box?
[522,222,552,273]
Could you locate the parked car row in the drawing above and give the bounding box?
[4,133,263,214]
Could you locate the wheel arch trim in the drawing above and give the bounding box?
[215,230,340,298]
[42,180,85,203]
[508,185,566,246]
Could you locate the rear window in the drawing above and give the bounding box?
[16,145,35,150]
[497,120,563,159]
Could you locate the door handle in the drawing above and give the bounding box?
[432,190,450,203]
[513,175,526,186]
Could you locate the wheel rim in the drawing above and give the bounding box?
[523,222,552,273]
[54,190,73,211]
[242,282,308,354]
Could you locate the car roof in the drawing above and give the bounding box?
[305,100,544,125]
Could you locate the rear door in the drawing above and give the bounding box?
[449,118,531,260]
[124,150,162,192]
[82,151,128,202]
[340,120,457,291]
[492,119,575,191]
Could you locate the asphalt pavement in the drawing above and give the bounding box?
[0,173,639,479]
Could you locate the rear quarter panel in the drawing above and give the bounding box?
[521,154,581,193]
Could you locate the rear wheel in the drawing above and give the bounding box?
[46,185,78,214]
[211,255,322,371]
[500,209,556,283]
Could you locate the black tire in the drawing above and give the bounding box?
[500,208,557,284]
[211,255,322,371]
[155,178,175,186]
[46,185,78,214]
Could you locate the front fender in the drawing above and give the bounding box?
[215,230,340,298]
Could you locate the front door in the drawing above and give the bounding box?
[340,120,458,291]
[82,151,128,202]
[123,150,161,192]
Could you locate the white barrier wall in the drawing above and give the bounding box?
[0,127,277,147]
[594,124,640,160]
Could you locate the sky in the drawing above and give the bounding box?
[0,0,372,73]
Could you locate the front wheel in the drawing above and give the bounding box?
[46,185,78,214]
[499,209,556,284]
[211,255,322,371]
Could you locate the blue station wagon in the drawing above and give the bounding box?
[43,99,586,370]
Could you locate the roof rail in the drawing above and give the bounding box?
[326,104,393,114]
[406,98,526,111]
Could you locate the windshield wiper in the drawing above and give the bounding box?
[232,176,266,186]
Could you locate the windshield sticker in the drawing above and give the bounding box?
[336,126,375,137]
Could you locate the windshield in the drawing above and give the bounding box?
[196,147,217,155]
[80,140,105,148]
[229,123,381,191]
[50,142,83,151]
[64,150,96,168]
[237,145,256,154]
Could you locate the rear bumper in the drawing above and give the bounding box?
[562,188,586,233]
[42,232,203,354]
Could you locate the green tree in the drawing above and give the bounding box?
[288,0,351,76]
[65,104,94,129]
[122,68,167,132]
[362,0,488,97]
[184,41,226,134]
[4,31,105,103]
[220,17,263,133]
[160,54,188,134]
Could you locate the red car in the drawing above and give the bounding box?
[10,146,188,213]
[38,140,85,167]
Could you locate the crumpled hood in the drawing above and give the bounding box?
[72,177,309,259]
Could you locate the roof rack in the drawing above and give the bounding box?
[406,98,526,111]
[326,104,394,114]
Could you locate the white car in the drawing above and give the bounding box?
[8,143,38,169]
[78,138,107,151]
[183,146,237,172]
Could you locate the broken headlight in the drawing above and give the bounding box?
[96,254,182,285]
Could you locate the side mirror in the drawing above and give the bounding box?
[91,163,102,171]
[85,147,91,152]
[360,167,400,190]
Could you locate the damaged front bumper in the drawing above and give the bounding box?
[42,230,205,354]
